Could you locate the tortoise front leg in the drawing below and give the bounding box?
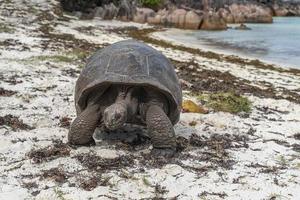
[145,104,176,157]
[69,101,101,145]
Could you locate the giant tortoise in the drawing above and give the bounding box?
[69,39,182,157]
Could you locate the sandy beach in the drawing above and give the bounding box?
[1,0,300,199]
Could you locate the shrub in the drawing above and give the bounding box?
[140,0,163,10]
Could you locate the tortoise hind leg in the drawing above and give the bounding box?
[69,101,101,145]
[145,104,177,157]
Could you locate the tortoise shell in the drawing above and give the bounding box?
[75,39,182,124]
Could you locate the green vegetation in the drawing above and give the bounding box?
[197,92,251,114]
[140,0,163,10]
[27,5,39,14]
[142,176,152,186]
[54,188,67,200]
[0,23,14,33]
[276,155,288,167]
[20,49,89,64]
[37,48,89,63]
[3,55,72,65]
[29,55,74,63]
[70,48,89,61]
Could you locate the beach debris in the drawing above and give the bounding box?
[27,140,70,163]
[61,68,81,77]
[41,167,68,183]
[0,114,33,131]
[0,74,23,85]
[199,191,228,199]
[182,99,208,113]
[179,78,193,88]
[75,153,134,172]
[293,133,300,140]
[0,87,17,97]
[80,177,100,191]
[79,175,111,191]
[59,116,72,128]
[188,121,197,126]
[22,181,38,190]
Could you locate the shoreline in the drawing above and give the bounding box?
[151,28,299,70]
[124,27,300,75]
[122,26,300,103]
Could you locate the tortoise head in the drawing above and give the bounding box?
[103,102,127,130]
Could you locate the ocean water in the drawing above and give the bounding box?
[159,17,300,69]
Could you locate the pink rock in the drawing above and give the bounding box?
[184,11,202,30]
[133,7,155,23]
[297,5,300,16]
[273,4,289,16]
[218,8,234,23]
[157,9,168,16]
[168,9,186,28]
[229,3,272,23]
[200,12,227,30]
[156,9,169,25]
[147,14,162,24]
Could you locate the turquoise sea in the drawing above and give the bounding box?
[162,17,300,69]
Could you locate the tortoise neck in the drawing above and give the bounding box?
[115,85,133,102]
[114,85,138,120]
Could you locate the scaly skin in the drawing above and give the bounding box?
[142,88,177,157]
[69,86,118,145]
[68,103,101,145]
[145,104,176,157]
